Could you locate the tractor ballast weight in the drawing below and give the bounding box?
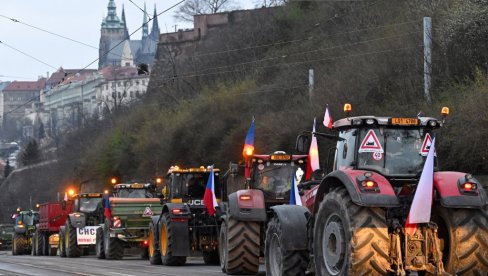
[266,106,488,276]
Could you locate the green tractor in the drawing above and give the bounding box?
[11,209,39,255]
[0,224,14,250]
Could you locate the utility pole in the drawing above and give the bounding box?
[424,17,432,103]
[308,69,314,104]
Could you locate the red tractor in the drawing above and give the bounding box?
[264,105,488,275]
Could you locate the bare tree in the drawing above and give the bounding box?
[255,0,288,8]
[173,0,239,22]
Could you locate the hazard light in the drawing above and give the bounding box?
[68,189,75,197]
[459,182,478,195]
[171,209,182,215]
[239,195,252,201]
[441,107,449,117]
[344,103,352,114]
[143,240,148,246]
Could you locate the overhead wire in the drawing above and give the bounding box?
[0,40,58,70]
[2,0,187,117]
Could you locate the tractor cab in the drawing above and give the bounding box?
[165,166,221,206]
[333,116,441,179]
[13,210,39,232]
[72,193,104,214]
[248,151,307,203]
[113,183,158,198]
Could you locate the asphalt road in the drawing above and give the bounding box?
[0,250,265,276]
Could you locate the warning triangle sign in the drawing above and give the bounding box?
[359,130,384,153]
[420,133,433,156]
[142,206,154,217]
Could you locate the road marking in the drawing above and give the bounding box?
[109,273,136,276]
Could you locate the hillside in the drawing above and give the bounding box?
[1,0,487,218]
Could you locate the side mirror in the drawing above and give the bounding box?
[229,162,239,176]
[296,134,310,153]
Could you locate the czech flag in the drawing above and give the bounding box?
[405,137,436,236]
[323,105,333,129]
[242,118,255,158]
[203,166,218,216]
[289,172,302,206]
[104,195,112,222]
[305,118,320,180]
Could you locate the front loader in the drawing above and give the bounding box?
[265,105,488,275]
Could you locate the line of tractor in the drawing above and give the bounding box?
[6,104,488,275]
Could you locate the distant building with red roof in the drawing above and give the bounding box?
[0,78,45,126]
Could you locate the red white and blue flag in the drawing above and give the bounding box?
[323,105,333,129]
[289,172,302,206]
[306,118,320,180]
[204,166,218,216]
[242,118,255,158]
[104,195,112,222]
[405,137,436,236]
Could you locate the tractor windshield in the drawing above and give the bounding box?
[79,197,102,212]
[20,212,39,226]
[357,127,428,176]
[170,173,220,199]
[117,189,153,198]
[252,162,302,199]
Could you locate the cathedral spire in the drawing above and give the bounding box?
[142,2,149,39]
[150,4,160,40]
[121,4,130,40]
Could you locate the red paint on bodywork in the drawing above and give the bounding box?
[434,171,464,197]
[302,185,319,212]
[342,169,396,196]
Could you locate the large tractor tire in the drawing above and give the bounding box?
[59,227,66,257]
[104,223,124,260]
[219,220,229,273]
[160,213,186,266]
[42,233,50,256]
[148,221,162,265]
[432,206,488,275]
[31,231,37,256]
[203,250,220,265]
[65,221,81,258]
[225,217,260,275]
[95,226,105,259]
[34,230,43,256]
[265,216,309,276]
[313,187,390,276]
[12,233,26,255]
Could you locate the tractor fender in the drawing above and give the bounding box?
[68,213,86,228]
[162,203,192,219]
[228,189,267,222]
[270,205,310,251]
[434,172,488,208]
[313,170,399,213]
[13,225,26,234]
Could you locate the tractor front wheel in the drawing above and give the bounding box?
[95,226,105,259]
[313,187,390,276]
[104,222,124,260]
[148,221,162,265]
[65,221,80,257]
[219,220,228,273]
[12,233,26,255]
[225,217,260,275]
[59,227,66,257]
[160,213,186,266]
[432,206,488,275]
[265,216,309,276]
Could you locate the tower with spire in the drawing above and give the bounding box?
[98,0,160,69]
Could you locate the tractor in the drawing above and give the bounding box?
[58,192,104,257]
[148,166,223,266]
[11,209,39,255]
[264,105,488,275]
[219,151,308,274]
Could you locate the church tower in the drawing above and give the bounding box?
[121,5,130,40]
[142,2,149,40]
[99,0,125,69]
[150,5,160,41]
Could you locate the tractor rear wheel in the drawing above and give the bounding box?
[203,250,220,265]
[313,187,390,276]
[34,230,43,256]
[42,233,50,256]
[59,227,66,257]
[148,221,162,265]
[31,231,37,256]
[265,216,308,276]
[104,223,124,260]
[160,213,186,266]
[96,226,105,259]
[65,221,80,257]
[226,217,260,275]
[432,206,488,275]
[12,233,26,255]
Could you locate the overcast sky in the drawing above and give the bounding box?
[0,0,258,83]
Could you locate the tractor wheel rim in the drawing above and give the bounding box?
[269,233,283,276]
[160,224,167,256]
[148,228,154,257]
[322,214,346,275]
[65,230,69,250]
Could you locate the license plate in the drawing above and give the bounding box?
[391,118,419,125]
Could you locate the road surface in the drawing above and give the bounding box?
[0,250,265,276]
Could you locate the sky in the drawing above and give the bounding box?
[0,0,258,83]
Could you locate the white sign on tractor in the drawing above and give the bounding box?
[76,226,100,245]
